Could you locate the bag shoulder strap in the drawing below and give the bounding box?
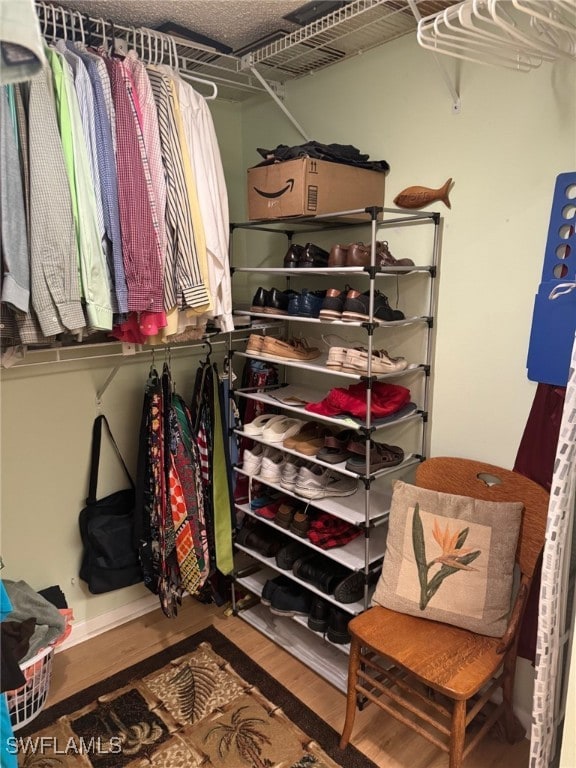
[87,415,135,504]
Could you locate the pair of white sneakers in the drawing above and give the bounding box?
[295,466,359,499]
[243,445,304,487]
[243,413,305,443]
[242,447,358,499]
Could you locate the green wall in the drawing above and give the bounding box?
[239,33,574,468]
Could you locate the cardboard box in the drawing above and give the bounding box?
[247,157,385,220]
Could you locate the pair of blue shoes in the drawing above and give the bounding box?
[287,290,327,318]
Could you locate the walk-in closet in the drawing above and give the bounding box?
[1,2,574,767]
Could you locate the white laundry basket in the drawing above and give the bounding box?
[6,645,54,730]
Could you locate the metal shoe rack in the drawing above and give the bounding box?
[227,206,441,692]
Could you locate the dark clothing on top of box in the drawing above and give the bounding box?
[256,141,390,172]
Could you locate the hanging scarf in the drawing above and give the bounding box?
[169,393,209,592]
[211,362,233,575]
[173,394,210,585]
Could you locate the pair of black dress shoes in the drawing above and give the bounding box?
[283,243,329,269]
[250,286,297,314]
[307,597,351,644]
[260,574,351,644]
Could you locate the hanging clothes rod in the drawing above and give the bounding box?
[94,338,224,403]
[3,320,281,373]
[6,338,228,374]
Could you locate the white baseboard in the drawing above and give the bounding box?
[55,593,160,653]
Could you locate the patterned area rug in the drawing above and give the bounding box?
[15,625,376,768]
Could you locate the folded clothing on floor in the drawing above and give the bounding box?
[1,617,35,691]
[2,580,66,663]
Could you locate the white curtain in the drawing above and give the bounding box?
[530,330,576,767]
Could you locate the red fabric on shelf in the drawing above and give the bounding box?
[305,381,410,419]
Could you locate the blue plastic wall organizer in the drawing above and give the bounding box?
[527,172,576,387]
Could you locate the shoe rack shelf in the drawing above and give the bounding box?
[238,504,388,571]
[234,429,421,481]
[233,265,433,276]
[228,205,441,688]
[236,602,350,692]
[230,208,437,233]
[235,467,392,527]
[235,544,370,616]
[233,311,431,328]
[240,506,387,570]
[234,350,427,380]
[235,388,423,432]
[237,567,354,667]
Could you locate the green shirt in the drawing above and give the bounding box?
[46,46,112,331]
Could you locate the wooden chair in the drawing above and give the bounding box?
[339,457,550,768]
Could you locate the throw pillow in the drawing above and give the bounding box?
[372,480,523,637]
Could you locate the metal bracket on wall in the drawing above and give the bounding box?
[406,0,461,114]
[244,60,311,141]
[95,343,137,410]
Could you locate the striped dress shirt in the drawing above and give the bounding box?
[146,67,210,312]
[169,77,212,315]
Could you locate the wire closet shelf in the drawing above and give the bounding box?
[34,0,460,100]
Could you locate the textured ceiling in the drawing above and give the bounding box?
[55,0,308,53]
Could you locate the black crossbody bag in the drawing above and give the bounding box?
[79,415,143,594]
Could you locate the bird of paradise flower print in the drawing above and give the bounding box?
[412,503,481,610]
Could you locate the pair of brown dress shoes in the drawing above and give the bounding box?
[328,240,415,268]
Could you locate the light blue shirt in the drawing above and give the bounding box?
[67,42,128,315]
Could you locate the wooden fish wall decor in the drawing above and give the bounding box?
[393,178,453,210]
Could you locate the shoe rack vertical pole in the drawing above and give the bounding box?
[228,225,239,617]
[421,213,441,460]
[362,208,380,608]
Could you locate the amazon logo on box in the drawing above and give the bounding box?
[247,157,384,220]
[253,178,295,199]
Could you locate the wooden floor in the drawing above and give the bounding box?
[47,597,530,768]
